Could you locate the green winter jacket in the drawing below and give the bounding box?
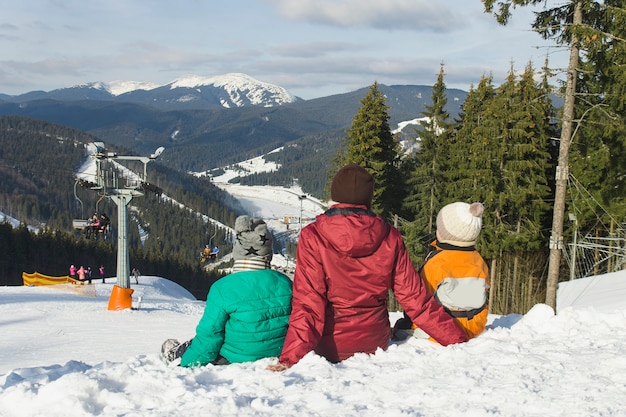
[180,268,292,367]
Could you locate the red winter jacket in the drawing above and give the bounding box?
[279,204,467,366]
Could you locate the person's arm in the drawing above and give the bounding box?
[391,234,467,346]
[180,284,229,367]
[277,227,328,367]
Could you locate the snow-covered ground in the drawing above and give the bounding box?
[0,211,39,233]
[195,149,327,236]
[2,149,626,416]
[0,212,22,229]
[0,273,625,417]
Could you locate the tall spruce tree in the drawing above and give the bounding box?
[402,65,453,258]
[483,0,581,309]
[447,74,501,255]
[511,63,553,244]
[569,1,626,224]
[337,82,404,219]
[494,64,552,253]
[447,74,508,312]
[448,66,554,314]
[496,64,554,313]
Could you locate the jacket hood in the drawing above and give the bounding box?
[315,204,390,258]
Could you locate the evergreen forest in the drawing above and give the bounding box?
[334,0,625,315]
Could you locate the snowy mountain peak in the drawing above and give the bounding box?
[169,73,297,107]
[171,73,262,89]
[73,80,160,96]
[59,73,298,108]
[105,80,161,96]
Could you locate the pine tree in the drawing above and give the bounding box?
[489,63,553,254]
[337,82,404,219]
[446,66,554,314]
[496,64,554,313]
[447,74,499,226]
[569,1,626,224]
[402,64,453,257]
[508,63,553,246]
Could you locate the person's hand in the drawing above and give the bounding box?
[266,363,290,372]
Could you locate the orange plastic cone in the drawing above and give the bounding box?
[107,285,134,310]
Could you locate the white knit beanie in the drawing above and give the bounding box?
[436,202,484,247]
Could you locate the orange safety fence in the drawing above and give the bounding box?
[22,271,97,297]
[22,271,71,286]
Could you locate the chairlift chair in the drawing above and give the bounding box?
[200,229,219,263]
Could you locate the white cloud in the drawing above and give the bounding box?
[0,0,570,99]
[269,0,464,32]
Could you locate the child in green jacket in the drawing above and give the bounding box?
[161,215,292,366]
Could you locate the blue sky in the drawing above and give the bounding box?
[0,0,569,99]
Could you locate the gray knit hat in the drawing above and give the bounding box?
[232,215,273,262]
[436,202,484,247]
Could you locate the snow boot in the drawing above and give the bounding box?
[161,339,192,365]
[161,339,180,364]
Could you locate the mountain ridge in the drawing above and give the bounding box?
[0,73,300,110]
[0,74,469,195]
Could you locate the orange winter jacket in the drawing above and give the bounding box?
[416,240,490,339]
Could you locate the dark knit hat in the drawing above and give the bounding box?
[232,215,273,262]
[436,202,484,247]
[330,164,374,207]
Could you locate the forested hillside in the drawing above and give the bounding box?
[0,116,243,297]
[0,117,93,229]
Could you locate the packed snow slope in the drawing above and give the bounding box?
[1,153,625,416]
[0,272,625,417]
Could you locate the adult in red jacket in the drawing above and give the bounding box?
[271,164,467,369]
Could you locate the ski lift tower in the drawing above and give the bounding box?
[89,142,164,310]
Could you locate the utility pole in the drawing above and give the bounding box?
[298,195,306,232]
[284,188,326,233]
[545,1,582,310]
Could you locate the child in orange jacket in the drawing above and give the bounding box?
[394,202,490,340]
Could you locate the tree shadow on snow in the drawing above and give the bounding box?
[487,313,523,330]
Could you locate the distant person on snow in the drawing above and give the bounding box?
[393,202,490,340]
[77,266,86,283]
[132,267,140,285]
[69,264,77,279]
[99,265,106,283]
[267,164,467,371]
[161,215,292,367]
